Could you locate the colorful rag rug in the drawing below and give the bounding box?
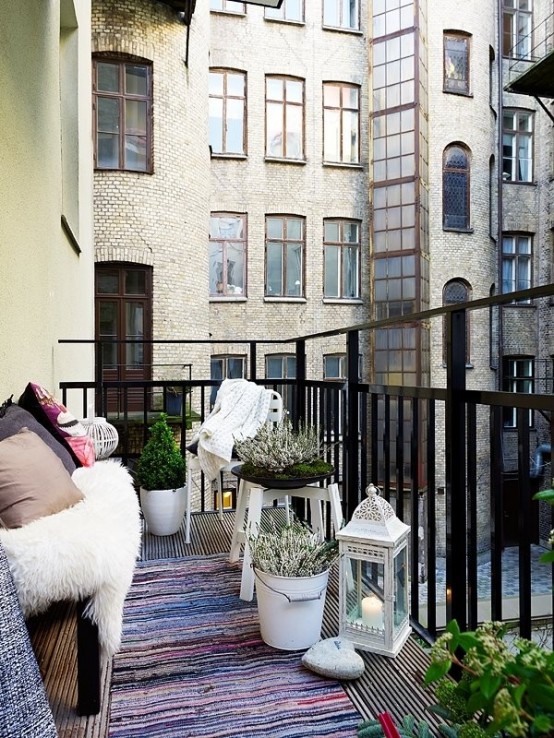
[108,554,360,738]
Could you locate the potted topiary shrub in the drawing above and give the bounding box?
[135,413,187,536]
[248,520,338,650]
[233,418,334,490]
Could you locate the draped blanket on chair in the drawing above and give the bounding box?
[194,379,273,482]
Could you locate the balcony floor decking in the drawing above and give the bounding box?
[30,510,444,738]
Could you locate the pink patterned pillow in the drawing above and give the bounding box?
[18,383,95,467]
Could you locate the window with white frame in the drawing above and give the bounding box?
[265,76,304,160]
[209,69,246,155]
[210,0,246,13]
[323,0,359,31]
[210,355,246,406]
[324,219,360,299]
[265,0,303,22]
[502,234,532,300]
[265,215,304,297]
[209,213,246,297]
[502,110,533,182]
[323,83,360,164]
[502,0,532,59]
[266,354,296,416]
[503,357,534,428]
[443,32,470,95]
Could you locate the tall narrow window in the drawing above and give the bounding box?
[93,58,152,172]
[502,234,532,299]
[503,357,534,427]
[502,0,532,59]
[323,83,360,164]
[323,0,359,31]
[266,76,304,160]
[442,280,471,365]
[265,216,304,297]
[266,354,296,416]
[209,70,246,156]
[210,0,246,12]
[443,145,470,230]
[209,214,246,297]
[265,0,303,22]
[443,33,470,95]
[503,110,533,182]
[324,219,360,298]
[210,355,246,406]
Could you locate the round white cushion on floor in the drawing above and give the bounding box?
[302,637,365,680]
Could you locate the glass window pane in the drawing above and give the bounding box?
[325,221,340,241]
[98,97,120,133]
[125,100,146,135]
[125,303,144,368]
[209,98,224,152]
[209,242,224,294]
[266,78,283,101]
[324,108,340,161]
[286,243,302,295]
[98,273,119,294]
[97,62,119,92]
[286,105,303,158]
[209,72,223,95]
[125,65,147,96]
[267,243,283,295]
[125,270,146,295]
[325,246,340,297]
[227,99,245,154]
[267,218,283,239]
[227,73,245,97]
[343,246,358,297]
[324,85,341,107]
[267,102,284,156]
[287,218,302,240]
[125,135,147,171]
[287,79,303,103]
[228,358,244,378]
[323,0,339,26]
[266,357,283,378]
[98,133,119,168]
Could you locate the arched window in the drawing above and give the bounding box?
[443,145,470,230]
[443,280,471,365]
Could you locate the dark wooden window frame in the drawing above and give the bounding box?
[443,31,471,95]
[209,68,247,156]
[323,218,361,298]
[92,56,153,173]
[264,214,306,297]
[322,0,360,31]
[442,143,471,231]
[502,109,533,183]
[209,212,248,297]
[265,75,305,161]
[323,82,361,164]
[502,0,533,59]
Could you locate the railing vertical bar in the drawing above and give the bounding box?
[370,392,379,487]
[295,339,306,429]
[383,395,391,502]
[426,398,437,637]
[490,405,503,621]
[445,308,467,631]
[359,390,368,498]
[517,407,532,639]
[396,398,405,520]
[346,331,360,519]
[249,342,257,381]
[467,402,478,629]
[410,398,420,618]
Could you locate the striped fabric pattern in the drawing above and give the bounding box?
[109,554,360,738]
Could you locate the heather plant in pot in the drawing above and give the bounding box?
[136,414,187,536]
[234,418,333,487]
[247,520,338,650]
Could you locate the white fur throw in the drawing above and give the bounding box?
[0,460,141,656]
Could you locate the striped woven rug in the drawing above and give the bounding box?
[108,554,360,738]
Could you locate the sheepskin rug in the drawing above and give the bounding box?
[0,460,141,656]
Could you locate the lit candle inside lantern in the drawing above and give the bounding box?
[361,594,383,629]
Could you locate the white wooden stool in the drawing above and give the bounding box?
[230,481,343,601]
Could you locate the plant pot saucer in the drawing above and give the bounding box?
[231,466,334,490]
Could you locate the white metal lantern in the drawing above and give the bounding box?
[336,483,411,658]
[81,417,119,460]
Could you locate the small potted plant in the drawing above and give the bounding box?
[248,520,338,650]
[233,418,334,489]
[135,414,187,536]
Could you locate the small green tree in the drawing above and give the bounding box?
[135,414,186,491]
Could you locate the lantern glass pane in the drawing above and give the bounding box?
[393,547,409,630]
[344,557,384,631]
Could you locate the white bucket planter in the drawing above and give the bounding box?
[139,485,187,536]
[254,568,330,650]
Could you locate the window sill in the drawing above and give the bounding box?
[323,161,363,170]
[443,227,474,234]
[211,153,247,160]
[210,9,246,16]
[210,296,247,302]
[265,157,307,166]
[264,297,306,303]
[443,88,472,97]
[502,301,535,307]
[502,180,536,186]
[323,298,363,305]
[322,25,363,36]
[264,18,304,27]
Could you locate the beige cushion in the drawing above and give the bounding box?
[0,429,84,528]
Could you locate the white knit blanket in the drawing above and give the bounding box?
[0,460,141,656]
[195,379,272,481]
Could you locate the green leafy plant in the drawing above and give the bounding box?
[234,418,333,479]
[533,488,554,565]
[135,413,186,491]
[247,520,338,577]
[358,715,435,737]
[424,619,554,737]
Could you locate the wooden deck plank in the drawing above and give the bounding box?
[29,510,440,738]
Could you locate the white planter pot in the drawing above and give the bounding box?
[139,485,187,536]
[254,568,329,651]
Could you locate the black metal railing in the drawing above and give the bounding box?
[59,284,554,642]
